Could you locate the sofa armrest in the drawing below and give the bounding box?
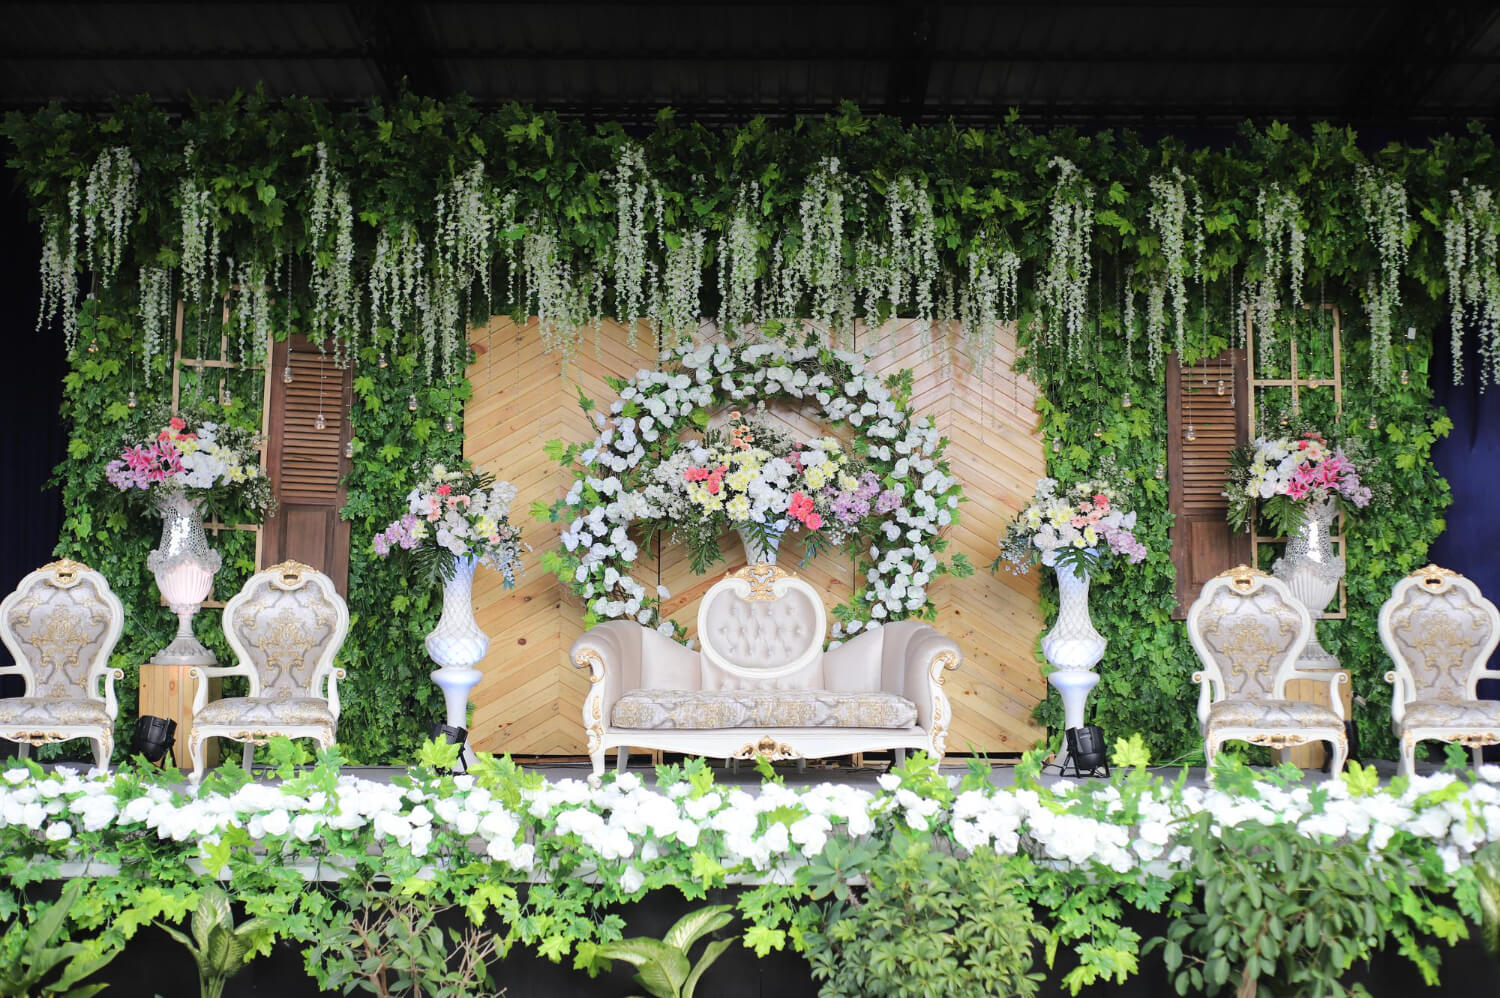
[571,621,645,747]
[895,623,962,755]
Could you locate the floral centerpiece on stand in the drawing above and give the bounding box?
[1225,430,1383,669]
[642,410,900,570]
[995,476,1148,750]
[373,463,526,748]
[105,403,272,665]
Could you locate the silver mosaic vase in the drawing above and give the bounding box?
[146,489,222,665]
[1272,493,1343,670]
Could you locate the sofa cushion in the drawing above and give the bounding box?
[611,689,918,730]
[1401,698,1500,729]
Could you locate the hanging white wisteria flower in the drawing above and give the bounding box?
[523,221,596,363]
[1444,182,1500,388]
[178,144,219,306]
[36,205,79,349]
[1145,273,1167,372]
[957,236,1020,362]
[369,221,427,350]
[137,265,173,384]
[229,257,273,370]
[1042,157,1095,359]
[655,228,706,347]
[611,142,653,337]
[307,142,359,363]
[433,161,497,374]
[1147,167,1195,358]
[1252,183,1306,371]
[81,146,138,287]
[1121,265,1137,372]
[716,182,761,334]
[885,175,939,337]
[795,157,851,332]
[1357,165,1410,387]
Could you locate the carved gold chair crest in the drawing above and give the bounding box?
[1381,565,1500,776]
[0,559,126,769]
[187,560,349,781]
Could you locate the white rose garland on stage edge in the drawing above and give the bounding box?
[542,337,972,640]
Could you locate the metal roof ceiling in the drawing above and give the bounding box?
[2,2,1498,127]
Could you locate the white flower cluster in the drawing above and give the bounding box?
[81,145,138,287]
[1253,183,1307,370]
[1358,166,1410,388]
[138,265,174,384]
[1147,168,1203,361]
[178,145,220,306]
[307,143,360,367]
[1042,157,1096,359]
[4,763,1500,892]
[1443,182,1500,389]
[557,340,959,639]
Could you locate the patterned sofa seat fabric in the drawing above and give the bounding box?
[1402,698,1500,729]
[1204,698,1342,731]
[611,689,918,730]
[0,697,109,726]
[196,696,335,728]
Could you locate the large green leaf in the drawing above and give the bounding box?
[682,938,732,998]
[662,904,733,954]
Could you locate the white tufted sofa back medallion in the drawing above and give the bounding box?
[696,566,828,688]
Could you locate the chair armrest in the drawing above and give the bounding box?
[1191,671,1214,729]
[94,666,126,720]
[1283,669,1348,721]
[324,667,348,720]
[571,621,645,741]
[896,623,961,752]
[1385,669,1411,724]
[188,664,255,716]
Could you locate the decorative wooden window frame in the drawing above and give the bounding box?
[1245,304,1346,619]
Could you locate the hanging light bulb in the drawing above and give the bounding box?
[86,339,99,354]
[1121,391,1132,409]
[408,394,419,412]
[314,411,326,431]
[1216,379,1226,396]
[1278,413,1289,428]
[1185,423,1197,442]
[1399,368,1411,386]
[1092,426,1104,439]
[126,390,138,409]
[1367,413,1380,430]
[282,364,294,384]
[220,387,231,407]
[344,438,355,459]
[1154,464,1165,480]
[445,415,456,433]
[378,351,389,370]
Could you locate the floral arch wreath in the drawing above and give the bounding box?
[543,338,971,642]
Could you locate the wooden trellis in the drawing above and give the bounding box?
[1245,304,1346,619]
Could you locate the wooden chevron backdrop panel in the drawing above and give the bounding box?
[463,317,1046,755]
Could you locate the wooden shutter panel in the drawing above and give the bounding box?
[1167,348,1251,618]
[261,334,353,593]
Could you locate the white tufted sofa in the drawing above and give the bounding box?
[571,564,961,781]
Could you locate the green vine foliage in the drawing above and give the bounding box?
[4,98,1478,760]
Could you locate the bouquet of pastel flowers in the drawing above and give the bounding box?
[996,477,1148,575]
[373,463,526,587]
[1224,430,1378,536]
[104,402,273,519]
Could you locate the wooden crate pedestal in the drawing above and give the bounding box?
[138,663,219,771]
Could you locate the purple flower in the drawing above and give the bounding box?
[874,489,900,514]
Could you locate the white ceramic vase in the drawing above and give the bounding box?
[1272,493,1342,670]
[1041,558,1107,732]
[737,524,783,566]
[425,556,489,745]
[146,490,221,666]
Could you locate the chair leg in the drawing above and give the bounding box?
[1474,744,1486,771]
[1326,733,1348,779]
[588,746,605,786]
[1203,736,1220,785]
[189,733,208,784]
[1399,734,1418,779]
[92,734,110,772]
[616,746,630,773]
[17,742,29,760]
[893,748,906,767]
[242,741,254,773]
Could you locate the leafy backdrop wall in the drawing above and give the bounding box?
[3,96,1475,761]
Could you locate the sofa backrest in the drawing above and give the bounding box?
[697,564,827,691]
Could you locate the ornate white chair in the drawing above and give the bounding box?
[1186,565,1348,776]
[1381,564,1500,776]
[572,564,961,783]
[188,560,349,781]
[0,559,125,769]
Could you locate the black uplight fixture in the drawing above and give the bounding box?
[1060,724,1110,778]
[429,723,469,773]
[131,715,177,766]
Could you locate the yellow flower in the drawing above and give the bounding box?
[726,468,756,492]
[1072,536,1087,548]
[726,496,751,520]
[1083,526,1098,545]
[805,465,830,490]
[838,473,859,491]
[1025,509,1043,528]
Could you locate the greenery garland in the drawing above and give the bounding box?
[540,337,972,640]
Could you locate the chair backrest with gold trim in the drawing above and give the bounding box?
[1186,566,1312,702]
[1380,565,1500,702]
[0,560,124,701]
[224,561,349,701]
[693,564,827,691]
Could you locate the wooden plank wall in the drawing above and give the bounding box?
[463,318,1047,755]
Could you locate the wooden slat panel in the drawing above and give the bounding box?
[463,317,1047,755]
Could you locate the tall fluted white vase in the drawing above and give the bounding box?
[147,490,221,666]
[1272,494,1343,670]
[1042,558,1107,747]
[738,524,783,566]
[425,555,489,763]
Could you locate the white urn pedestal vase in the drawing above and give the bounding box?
[1271,494,1343,671]
[738,524,784,566]
[146,490,222,666]
[1041,559,1108,774]
[425,555,489,767]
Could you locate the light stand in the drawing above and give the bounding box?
[429,723,469,774]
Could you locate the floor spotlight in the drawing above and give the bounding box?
[131,715,177,766]
[429,723,469,773]
[1061,724,1110,778]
